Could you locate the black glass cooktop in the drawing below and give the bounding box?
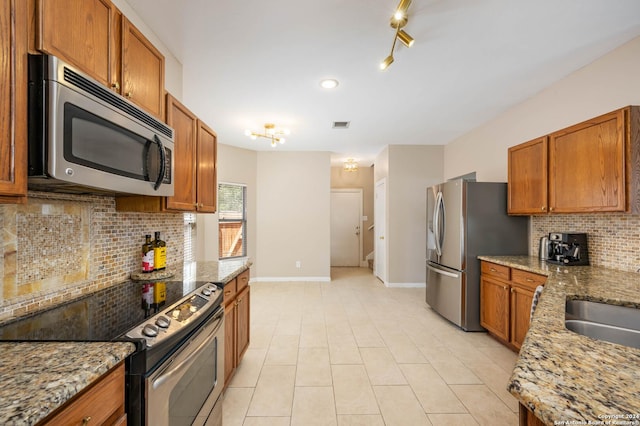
[0,280,212,341]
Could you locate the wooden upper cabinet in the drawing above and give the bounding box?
[508,106,640,215]
[35,0,164,118]
[166,94,198,211]
[37,0,116,88]
[117,94,218,213]
[196,121,218,212]
[508,137,548,215]
[0,0,28,203]
[549,109,626,213]
[122,17,165,119]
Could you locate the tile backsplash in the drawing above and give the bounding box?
[531,213,640,272]
[0,191,186,321]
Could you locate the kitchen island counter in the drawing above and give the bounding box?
[478,256,640,425]
[0,341,135,425]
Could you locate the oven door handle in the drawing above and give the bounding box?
[152,309,224,390]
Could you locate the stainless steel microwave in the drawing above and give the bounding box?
[28,54,174,196]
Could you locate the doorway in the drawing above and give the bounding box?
[374,179,386,283]
[330,189,363,267]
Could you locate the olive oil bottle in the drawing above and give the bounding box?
[141,234,154,273]
[153,231,167,271]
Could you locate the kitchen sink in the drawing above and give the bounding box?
[565,299,640,349]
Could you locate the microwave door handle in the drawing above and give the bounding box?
[152,134,166,191]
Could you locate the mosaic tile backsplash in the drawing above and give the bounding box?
[0,191,185,321]
[531,213,640,272]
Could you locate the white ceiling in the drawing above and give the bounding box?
[126,0,640,166]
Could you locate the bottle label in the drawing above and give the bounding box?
[154,247,167,270]
[142,250,154,272]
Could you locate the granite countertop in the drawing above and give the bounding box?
[478,256,640,425]
[194,259,252,284]
[0,341,136,425]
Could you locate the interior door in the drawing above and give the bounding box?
[374,179,387,283]
[330,190,362,266]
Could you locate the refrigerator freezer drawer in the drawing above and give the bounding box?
[426,263,464,329]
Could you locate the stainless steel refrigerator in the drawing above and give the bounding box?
[426,180,529,331]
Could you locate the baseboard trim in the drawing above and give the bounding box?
[251,276,331,283]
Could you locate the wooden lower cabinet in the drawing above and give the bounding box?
[519,403,546,426]
[223,269,251,387]
[480,261,546,351]
[41,362,126,426]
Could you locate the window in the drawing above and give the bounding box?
[218,183,247,259]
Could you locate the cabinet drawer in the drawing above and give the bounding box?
[43,363,125,426]
[223,278,238,306]
[512,269,546,290]
[236,270,250,291]
[481,262,510,281]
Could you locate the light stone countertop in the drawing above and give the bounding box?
[0,341,136,425]
[478,255,640,425]
[0,260,251,425]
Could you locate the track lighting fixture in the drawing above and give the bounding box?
[245,123,290,147]
[380,0,414,70]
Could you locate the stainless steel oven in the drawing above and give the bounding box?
[125,282,225,426]
[0,279,225,426]
[146,306,224,426]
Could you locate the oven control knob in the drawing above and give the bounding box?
[207,284,217,292]
[202,288,212,297]
[142,324,159,337]
[156,316,171,328]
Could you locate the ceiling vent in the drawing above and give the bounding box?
[332,121,350,129]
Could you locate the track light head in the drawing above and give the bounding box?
[397,29,414,47]
[380,55,394,70]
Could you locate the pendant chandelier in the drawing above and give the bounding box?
[245,123,290,147]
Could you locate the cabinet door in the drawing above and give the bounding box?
[0,0,27,202]
[508,137,548,215]
[480,276,510,342]
[196,121,217,212]
[37,0,116,88]
[43,363,125,426]
[236,285,250,364]
[165,94,197,211]
[224,301,237,387]
[510,285,534,350]
[121,18,164,118]
[549,109,626,213]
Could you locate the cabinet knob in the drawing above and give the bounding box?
[111,82,120,90]
[82,416,92,425]
[503,285,508,290]
[549,207,554,212]
[225,290,231,296]
[541,206,546,211]
[511,288,515,293]
[125,91,133,98]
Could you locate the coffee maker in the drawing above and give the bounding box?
[546,232,589,265]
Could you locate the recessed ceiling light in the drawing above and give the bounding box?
[320,79,339,89]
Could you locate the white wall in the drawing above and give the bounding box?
[254,152,331,281]
[375,145,444,286]
[444,36,640,182]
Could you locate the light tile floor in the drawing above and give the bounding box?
[221,267,519,426]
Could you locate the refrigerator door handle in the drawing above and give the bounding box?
[433,191,444,257]
[427,264,459,279]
